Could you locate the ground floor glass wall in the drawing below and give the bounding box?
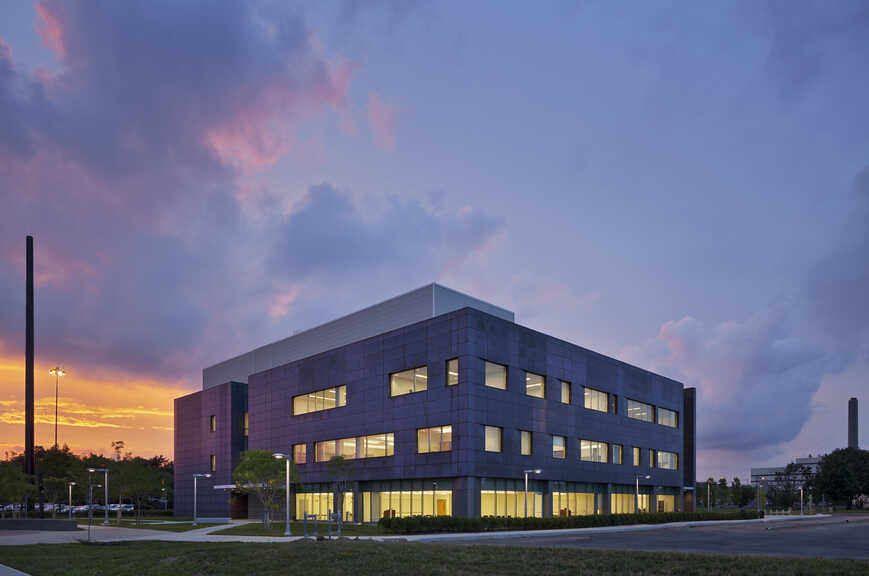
[480,490,543,518]
[295,492,354,521]
[362,490,453,522]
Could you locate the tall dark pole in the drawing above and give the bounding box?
[25,236,35,477]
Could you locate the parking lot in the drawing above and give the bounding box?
[458,515,869,559]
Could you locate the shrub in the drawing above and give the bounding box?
[378,510,764,534]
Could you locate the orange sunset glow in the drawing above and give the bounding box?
[0,347,191,459]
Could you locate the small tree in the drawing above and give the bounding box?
[326,455,353,534]
[123,459,162,526]
[814,448,869,509]
[233,450,285,528]
[0,461,34,519]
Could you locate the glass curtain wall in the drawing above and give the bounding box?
[362,490,453,522]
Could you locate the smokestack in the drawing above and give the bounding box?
[849,397,858,449]
[25,235,35,476]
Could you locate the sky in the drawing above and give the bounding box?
[0,0,867,482]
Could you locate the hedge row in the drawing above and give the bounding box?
[378,510,764,534]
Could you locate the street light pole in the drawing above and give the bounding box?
[68,481,76,520]
[272,453,292,535]
[800,486,804,516]
[87,468,109,525]
[523,469,542,519]
[192,473,211,526]
[635,474,650,513]
[87,483,101,542]
[49,367,65,448]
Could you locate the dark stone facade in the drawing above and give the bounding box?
[175,307,695,519]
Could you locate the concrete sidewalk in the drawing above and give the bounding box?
[0,564,30,576]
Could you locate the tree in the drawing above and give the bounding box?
[326,456,353,534]
[814,448,869,509]
[717,478,729,506]
[0,461,34,519]
[233,450,286,528]
[121,458,163,526]
[730,478,752,508]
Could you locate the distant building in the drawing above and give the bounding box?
[750,456,820,488]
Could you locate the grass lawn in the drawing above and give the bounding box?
[213,521,383,537]
[1,541,868,576]
[74,519,219,532]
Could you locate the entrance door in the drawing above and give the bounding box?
[230,493,248,519]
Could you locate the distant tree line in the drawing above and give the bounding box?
[0,441,173,524]
[697,448,869,510]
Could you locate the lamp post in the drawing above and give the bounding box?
[48,367,66,448]
[87,468,109,525]
[707,481,711,512]
[272,453,292,536]
[87,483,101,542]
[523,469,542,519]
[756,476,766,513]
[67,481,76,520]
[161,487,168,511]
[192,473,211,527]
[635,474,650,513]
[800,486,804,516]
[432,481,438,516]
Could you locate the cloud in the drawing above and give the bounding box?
[367,92,396,150]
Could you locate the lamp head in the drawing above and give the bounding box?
[68,481,77,486]
[645,475,651,480]
[534,469,542,474]
[273,452,288,459]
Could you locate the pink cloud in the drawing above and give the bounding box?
[35,2,66,59]
[367,92,396,151]
[270,285,302,319]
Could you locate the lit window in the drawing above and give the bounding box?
[657,407,678,428]
[525,372,545,398]
[293,443,306,464]
[485,361,507,390]
[657,450,678,470]
[447,359,459,386]
[242,412,248,437]
[209,415,216,432]
[293,385,348,415]
[552,435,566,459]
[560,381,571,404]
[316,433,395,462]
[649,449,655,468]
[418,425,452,453]
[485,426,502,452]
[613,444,623,465]
[209,454,216,472]
[584,387,609,412]
[390,367,428,397]
[632,447,640,467]
[580,440,609,463]
[627,399,654,423]
[521,430,532,456]
[339,437,357,459]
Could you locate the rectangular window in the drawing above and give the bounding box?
[484,426,502,452]
[484,361,507,390]
[611,394,618,415]
[417,425,452,453]
[209,415,216,432]
[242,412,248,437]
[293,443,306,464]
[525,372,545,398]
[613,444,623,465]
[520,430,532,456]
[316,433,395,462]
[209,454,216,472]
[580,440,609,463]
[584,387,609,412]
[657,450,678,470]
[560,381,571,404]
[293,385,348,416]
[390,366,428,397]
[649,449,656,468]
[657,407,678,428]
[632,446,640,467]
[552,435,566,459]
[626,399,654,422]
[447,359,459,386]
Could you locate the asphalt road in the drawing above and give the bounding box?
[458,515,869,559]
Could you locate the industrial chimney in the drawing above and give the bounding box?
[849,397,858,449]
[25,235,35,476]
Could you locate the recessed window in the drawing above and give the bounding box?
[293,443,306,464]
[632,446,640,467]
[315,433,395,462]
[649,449,656,468]
[447,359,459,386]
[584,387,609,413]
[390,367,428,397]
[484,361,507,390]
[627,399,654,423]
[209,454,216,472]
[657,450,678,470]
[209,415,216,432]
[611,394,618,415]
[657,407,678,428]
[520,430,532,456]
[552,435,566,459]
[418,425,453,453]
[560,381,571,404]
[484,426,502,452]
[525,372,545,398]
[613,444,623,465]
[580,440,609,463]
[293,385,347,415]
[242,412,248,437]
